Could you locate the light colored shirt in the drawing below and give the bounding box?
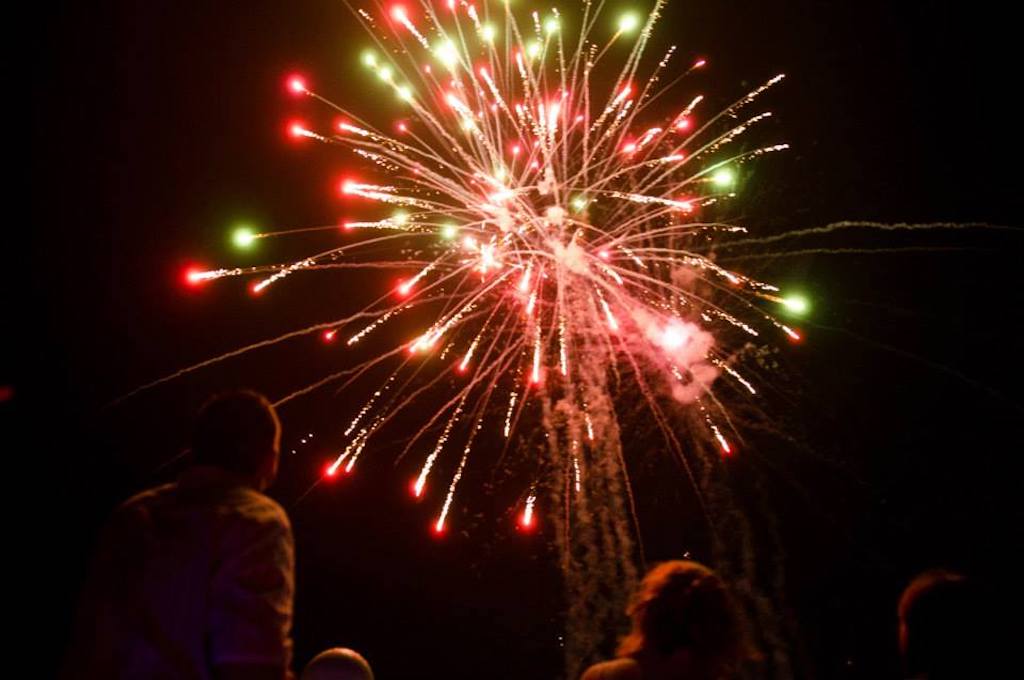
[65,466,294,679]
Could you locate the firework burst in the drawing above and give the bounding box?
[181,0,804,670]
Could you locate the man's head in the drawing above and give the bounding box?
[898,569,975,679]
[301,648,374,680]
[191,390,281,490]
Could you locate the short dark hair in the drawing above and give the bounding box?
[191,390,280,477]
[899,570,975,678]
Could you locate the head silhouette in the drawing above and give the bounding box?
[898,570,976,679]
[618,560,743,673]
[191,390,281,490]
[302,648,374,680]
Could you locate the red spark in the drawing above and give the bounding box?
[339,178,359,195]
[183,266,206,287]
[286,74,308,95]
[286,120,309,140]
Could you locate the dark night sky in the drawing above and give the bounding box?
[21,1,1023,678]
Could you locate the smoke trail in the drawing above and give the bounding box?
[715,221,1013,250]
[106,312,378,407]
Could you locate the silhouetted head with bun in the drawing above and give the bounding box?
[610,560,744,679]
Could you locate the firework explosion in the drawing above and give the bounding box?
[178,0,807,671]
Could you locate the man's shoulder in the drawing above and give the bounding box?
[119,482,177,508]
[114,479,289,534]
[225,486,291,531]
[107,482,177,525]
[214,489,294,572]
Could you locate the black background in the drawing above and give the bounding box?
[21,1,1023,678]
